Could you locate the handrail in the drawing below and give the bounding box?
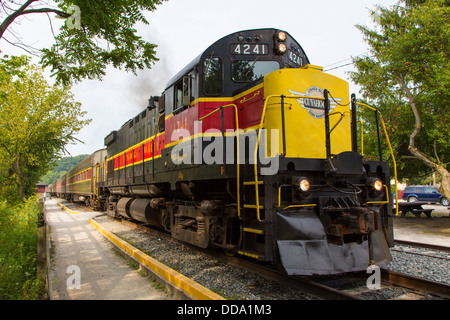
[199,104,241,217]
[196,96,397,222]
[254,94,325,221]
[356,102,399,216]
[94,164,99,201]
[328,111,351,134]
[254,95,281,221]
[365,185,390,205]
[282,204,317,211]
[357,120,364,155]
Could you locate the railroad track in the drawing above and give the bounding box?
[56,200,450,300]
[117,217,450,300]
[392,240,450,262]
[310,269,450,300]
[394,239,450,253]
[211,253,450,300]
[382,270,450,299]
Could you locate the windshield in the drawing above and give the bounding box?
[232,60,279,82]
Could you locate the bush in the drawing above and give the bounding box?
[0,197,43,299]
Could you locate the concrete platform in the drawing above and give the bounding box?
[45,198,171,300]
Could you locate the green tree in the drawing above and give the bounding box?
[351,0,450,200]
[0,55,90,202]
[40,154,88,185]
[0,0,167,85]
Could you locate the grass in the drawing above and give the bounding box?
[0,197,44,300]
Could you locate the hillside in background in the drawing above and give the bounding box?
[40,155,89,186]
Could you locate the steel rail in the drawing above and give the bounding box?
[78,210,450,300]
[382,270,450,299]
[118,217,450,300]
[118,217,359,300]
[394,239,450,253]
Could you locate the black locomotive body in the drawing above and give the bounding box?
[51,29,394,275]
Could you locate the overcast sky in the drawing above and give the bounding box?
[1,0,399,157]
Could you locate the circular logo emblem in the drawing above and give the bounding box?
[288,87,342,119]
[303,86,325,119]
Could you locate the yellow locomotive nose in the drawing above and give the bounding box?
[262,65,351,160]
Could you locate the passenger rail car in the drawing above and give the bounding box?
[52,28,394,275]
[50,149,107,209]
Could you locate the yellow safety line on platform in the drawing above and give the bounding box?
[88,218,225,301]
[54,199,80,214]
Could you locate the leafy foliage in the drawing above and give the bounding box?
[0,0,167,85]
[0,197,43,299]
[40,154,89,186]
[0,55,90,202]
[350,0,450,196]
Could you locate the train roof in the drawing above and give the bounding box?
[165,53,202,90]
[164,28,309,90]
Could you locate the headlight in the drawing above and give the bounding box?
[295,177,310,192]
[370,178,383,192]
[277,43,287,54]
[276,31,287,41]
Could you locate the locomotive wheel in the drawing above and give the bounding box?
[223,247,239,257]
[223,217,243,256]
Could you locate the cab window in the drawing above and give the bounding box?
[174,74,195,113]
[203,57,223,95]
[232,60,279,82]
[174,80,183,111]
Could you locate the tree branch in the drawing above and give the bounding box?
[21,8,72,19]
[434,139,441,165]
[395,72,438,170]
[0,142,13,157]
[2,36,41,56]
[0,0,38,39]
[0,1,71,40]
[395,73,421,149]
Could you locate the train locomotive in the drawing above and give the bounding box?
[50,28,394,275]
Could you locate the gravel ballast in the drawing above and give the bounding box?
[385,244,450,285]
[92,214,450,300]
[93,214,315,300]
